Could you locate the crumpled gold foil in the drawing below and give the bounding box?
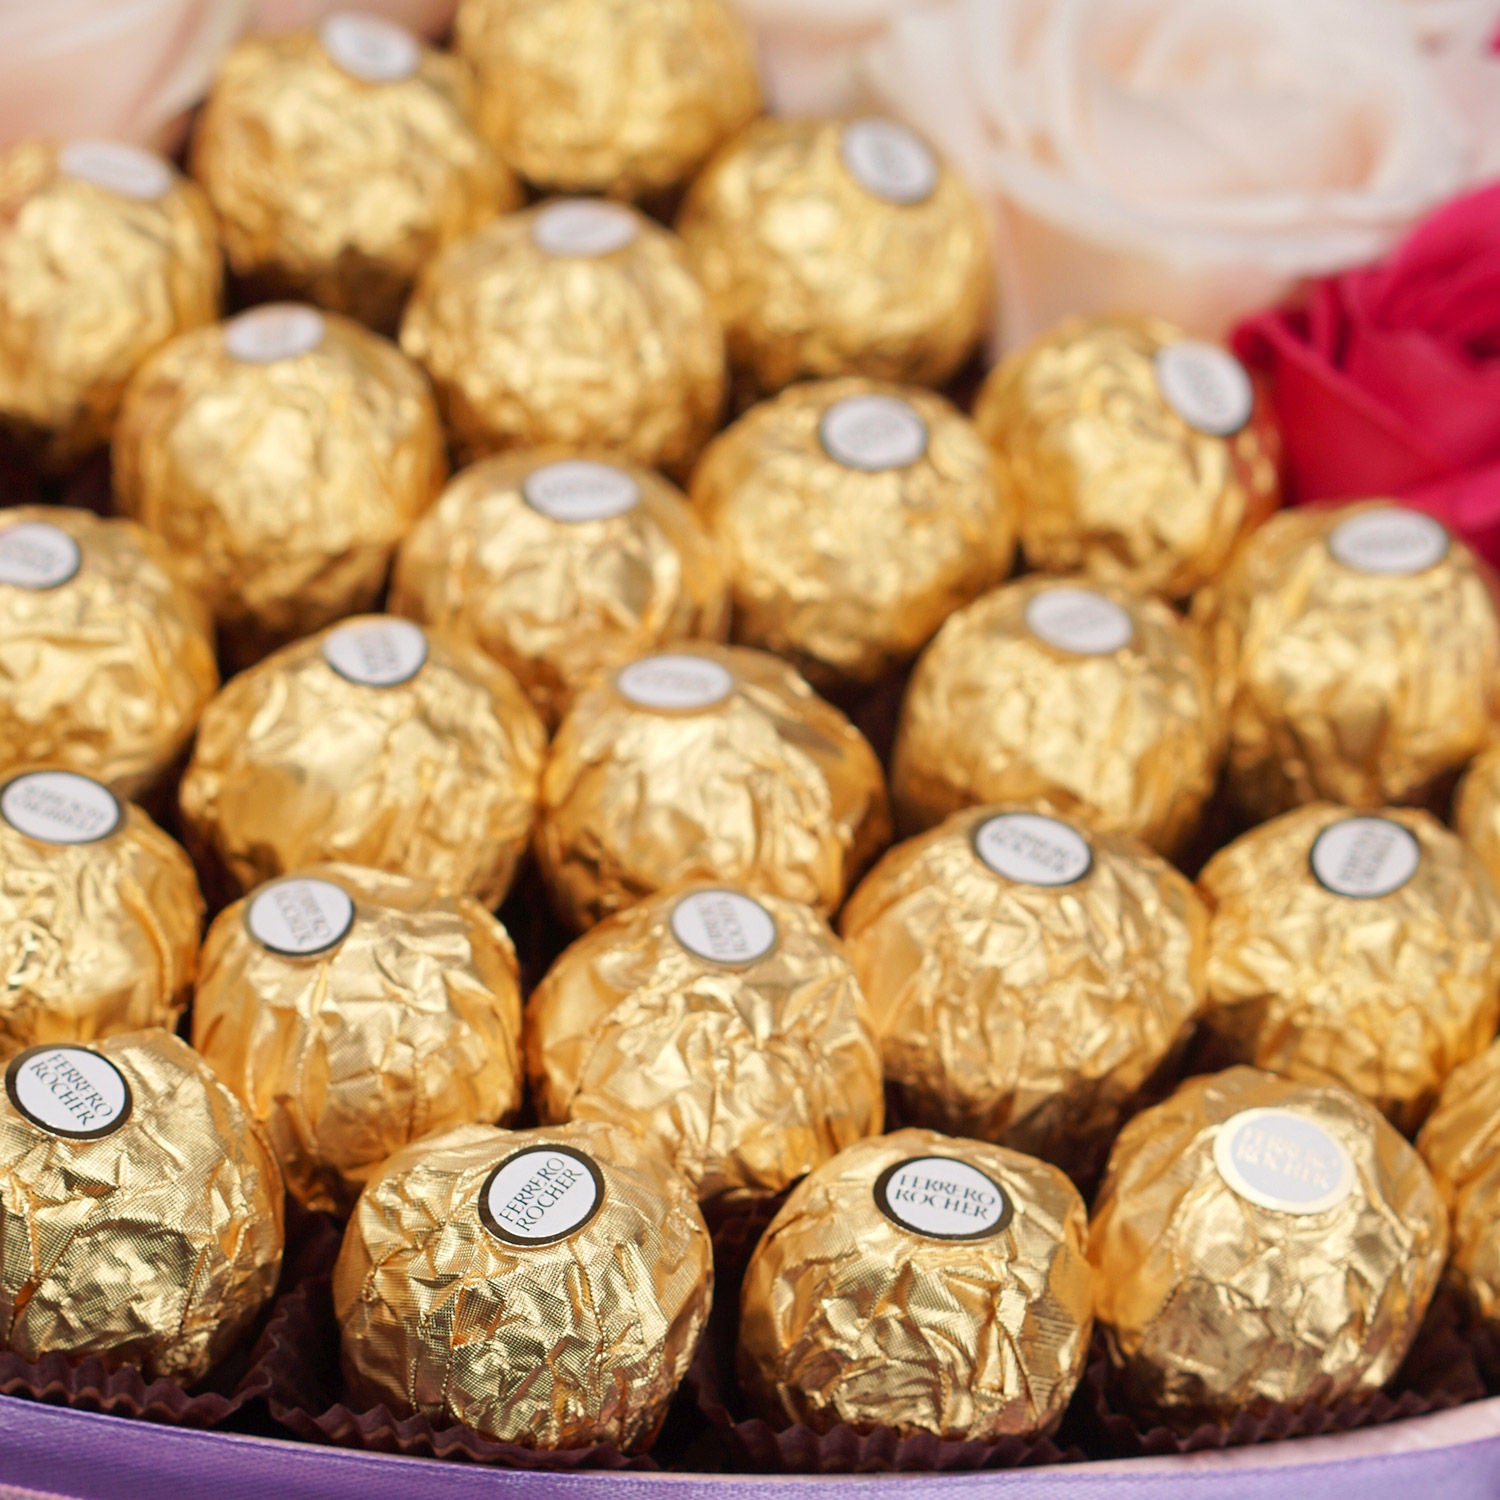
[1196,501,1500,820]
[1199,804,1500,1133]
[526,882,883,1206]
[0,508,218,799]
[0,140,220,469]
[191,26,518,331]
[891,576,1219,855]
[841,807,1206,1184]
[1091,1066,1448,1428]
[677,117,991,396]
[400,202,725,477]
[391,449,729,729]
[0,1029,284,1383]
[334,1118,713,1449]
[738,1128,1092,1439]
[179,618,546,906]
[974,316,1280,601]
[1453,742,1500,894]
[454,0,760,201]
[689,378,1015,690]
[536,643,890,930]
[114,307,446,668]
[193,863,524,1216]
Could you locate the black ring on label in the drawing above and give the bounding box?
[243,877,357,959]
[0,772,124,847]
[5,1045,133,1141]
[1306,818,1420,902]
[478,1144,607,1248]
[322,626,429,688]
[968,814,1093,889]
[873,1156,1014,1242]
[669,888,781,970]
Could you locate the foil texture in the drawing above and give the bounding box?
[0,507,218,799]
[193,863,524,1217]
[891,576,1219,855]
[454,0,760,201]
[179,619,546,906]
[0,1029,284,1383]
[391,449,729,729]
[536,643,891,930]
[333,1118,713,1450]
[1199,803,1500,1132]
[737,1128,1092,1440]
[114,309,447,669]
[677,117,991,396]
[974,315,1280,601]
[1196,501,1500,820]
[1091,1066,1448,1428]
[690,378,1015,691]
[1454,742,1500,895]
[400,203,725,477]
[0,140,221,470]
[525,882,883,1207]
[840,807,1206,1184]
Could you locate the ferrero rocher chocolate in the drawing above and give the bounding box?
[1199,805,1500,1132]
[0,771,201,1060]
[1454,743,1500,894]
[537,644,890,930]
[841,808,1206,1184]
[455,0,759,201]
[678,117,990,396]
[334,1119,712,1449]
[0,508,217,798]
[1091,1067,1447,1428]
[974,317,1280,600]
[191,16,519,330]
[0,140,220,468]
[193,865,524,1215]
[392,450,729,727]
[114,302,446,667]
[1198,502,1500,820]
[0,1031,283,1383]
[400,200,725,476]
[180,616,545,905]
[738,1129,1091,1439]
[690,379,1015,690]
[892,577,1218,855]
[527,884,882,1206]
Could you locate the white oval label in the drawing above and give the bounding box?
[1310,816,1420,900]
[6,1045,132,1140]
[322,617,429,687]
[1,771,122,845]
[840,118,938,206]
[874,1155,1014,1241]
[1025,586,1134,656]
[819,394,929,473]
[225,304,327,364]
[1214,1107,1356,1216]
[522,460,641,524]
[320,11,420,83]
[670,889,778,967]
[532,200,639,258]
[1154,341,1254,438]
[1328,508,1450,577]
[973,812,1092,888]
[616,653,733,712]
[59,140,172,203]
[480,1145,605,1247]
[247,877,356,957]
[0,521,81,590]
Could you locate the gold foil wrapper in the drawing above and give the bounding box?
[334,1118,713,1450]
[400,202,725,476]
[0,507,218,798]
[114,305,447,667]
[841,807,1206,1183]
[690,378,1015,690]
[974,316,1280,601]
[179,617,546,906]
[392,449,729,728]
[1091,1066,1448,1427]
[537,643,890,930]
[0,1030,284,1383]
[0,140,221,469]
[455,0,760,200]
[738,1128,1092,1439]
[191,23,519,331]
[526,883,883,1206]
[1454,742,1500,894]
[891,576,1219,855]
[1197,501,1500,820]
[193,864,524,1216]
[1199,804,1500,1133]
[677,116,991,396]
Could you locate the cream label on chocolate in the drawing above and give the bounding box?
[1214,1108,1355,1216]
[671,889,778,967]
[225,304,327,363]
[247,877,356,957]
[874,1156,1014,1241]
[1310,816,1420,900]
[1154,341,1254,438]
[322,617,429,687]
[1328,508,1450,577]
[6,1045,132,1140]
[59,140,172,202]
[0,521,81,590]
[1,771,122,845]
[973,812,1092,888]
[819,394,929,473]
[480,1145,606,1247]
[1025,586,1134,656]
[616,653,734,711]
[532,199,639,258]
[840,118,939,206]
[320,11,421,83]
[523,460,641,523]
